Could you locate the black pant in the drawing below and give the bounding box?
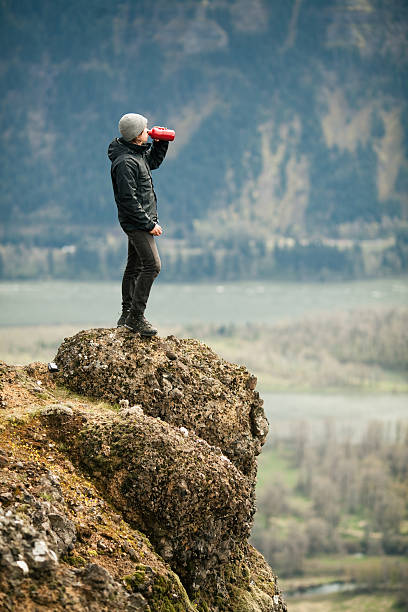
[121,230,161,316]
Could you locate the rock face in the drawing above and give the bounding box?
[40,403,253,591]
[55,329,268,478]
[0,503,145,612]
[0,448,158,612]
[0,331,287,611]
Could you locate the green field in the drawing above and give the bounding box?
[252,419,408,610]
[286,592,400,612]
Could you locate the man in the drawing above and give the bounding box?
[108,113,169,336]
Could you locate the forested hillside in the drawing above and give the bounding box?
[1,0,407,279]
[252,420,408,607]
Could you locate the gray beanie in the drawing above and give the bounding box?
[118,113,148,142]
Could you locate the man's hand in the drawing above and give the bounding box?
[149,224,163,236]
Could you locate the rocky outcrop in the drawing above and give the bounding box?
[0,330,287,611]
[55,329,268,478]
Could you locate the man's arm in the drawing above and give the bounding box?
[113,160,155,231]
[145,140,169,170]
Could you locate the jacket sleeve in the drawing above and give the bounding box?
[113,160,155,231]
[145,140,169,170]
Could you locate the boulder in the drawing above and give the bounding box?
[55,329,268,478]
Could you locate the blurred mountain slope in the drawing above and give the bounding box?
[0,0,407,275]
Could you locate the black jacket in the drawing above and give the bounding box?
[108,137,168,233]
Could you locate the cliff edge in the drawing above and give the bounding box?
[0,328,287,611]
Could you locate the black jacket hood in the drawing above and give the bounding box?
[107,137,150,162]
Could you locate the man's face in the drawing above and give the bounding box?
[138,127,149,143]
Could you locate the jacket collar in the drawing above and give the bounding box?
[118,137,150,153]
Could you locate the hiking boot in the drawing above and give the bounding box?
[125,313,157,336]
[117,309,130,327]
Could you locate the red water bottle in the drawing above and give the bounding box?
[148,126,175,141]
